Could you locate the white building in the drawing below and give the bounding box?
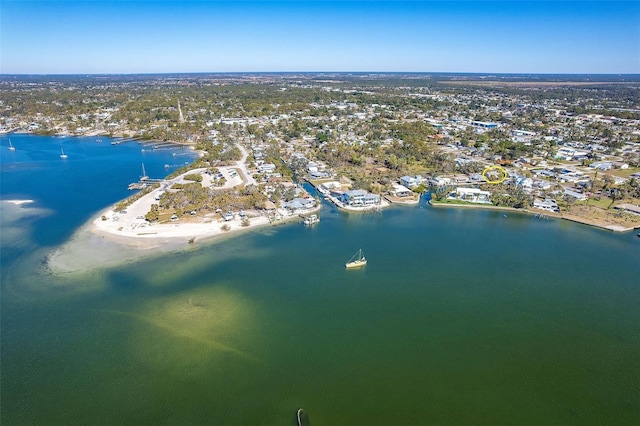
[533,199,559,213]
[450,187,491,204]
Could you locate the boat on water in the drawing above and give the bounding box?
[140,163,149,181]
[303,214,319,225]
[8,139,15,151]
[296,408,310,426]
[60,148,68,159]
[345,249,367,269]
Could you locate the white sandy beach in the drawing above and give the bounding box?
[48,162,316,273]
[89,163,298,245]
[48,201,303,274]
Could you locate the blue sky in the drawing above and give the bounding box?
[1,1,639,74]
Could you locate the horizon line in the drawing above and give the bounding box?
[2,71,640,77]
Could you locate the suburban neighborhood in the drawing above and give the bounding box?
[2,74,639,231]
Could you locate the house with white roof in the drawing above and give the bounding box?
[400,175,422,188]
[390,184,413,197]
[282,197,316,211]
[317,181,342,195]
[563,188,588,201]
[340,189,380,206]
[533,199,560,213]
[450,187,491,204]
[258,163,276,173]
[589,161,613,171]
[515,176,534,192]
[430,176,452,186]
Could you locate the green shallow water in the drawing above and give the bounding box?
[2,202,639,425]
[2,136,639,425]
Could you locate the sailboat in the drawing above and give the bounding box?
[140,163,149,181]
[8,139,15,151]
[345,249,367,269]
[60,148,68,159]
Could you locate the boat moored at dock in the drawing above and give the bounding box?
[302,214,319,226]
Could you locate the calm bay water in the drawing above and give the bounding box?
[1,135,639,425]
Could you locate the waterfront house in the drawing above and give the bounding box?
[430,176,452,187]
[318,181,342,195]
[391,184,413,197]
[363,193,381,205]
[283,197,316,212]
[533,199,560,213]
[340,189,366,206]
[450,187,491,204]
[310,171,330,179]
[340,189,380,206]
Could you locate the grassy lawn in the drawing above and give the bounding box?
[584,198,612,209]
[307,178,336,186]
[608,167,640,178]
[431,198,489,206]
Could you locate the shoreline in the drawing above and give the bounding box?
[429,200,640,232]
[46,140,319,273]
[6,130,196,149]
[46,195,636,275]
[48,204,314,274]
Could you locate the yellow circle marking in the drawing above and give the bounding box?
[482,165,508,184]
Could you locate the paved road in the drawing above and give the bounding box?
[235,143,257,186]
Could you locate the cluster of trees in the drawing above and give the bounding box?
[486,184,534,209]
[147,182,270,222]
[4,75,640,220]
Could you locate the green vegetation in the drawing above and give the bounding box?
[2,74,638,225]
[430,198,479,206]
[487,184,533,209]
[183,173,203,182]
[145,204,160,222]
[153,183,269,220]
